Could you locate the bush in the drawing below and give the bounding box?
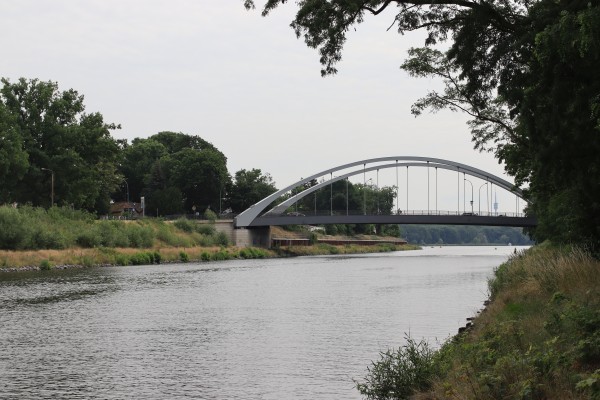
[179,251,189,262]
[355,335,438,399]
[204,208,217,222]
[39,259,53,270]
[211,250,232,261]
[214,231,229,246]
[196,224,215,235]
[174,218,195,233]
[0,207,28,249]
[129,252,154,266]
[76,229,102,248]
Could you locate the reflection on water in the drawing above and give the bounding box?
[0,246,527,399]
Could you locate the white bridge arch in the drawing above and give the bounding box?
[234,156,530,228]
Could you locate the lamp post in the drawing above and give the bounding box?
[41,168,54,206]
[123,179,130,205]
[464,178,474,214]
[478,182,488,214]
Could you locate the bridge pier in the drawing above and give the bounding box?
[233,226,271,248]
[198,220,272,248]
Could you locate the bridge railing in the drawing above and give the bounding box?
[269,209,526,218]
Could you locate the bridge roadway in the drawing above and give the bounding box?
[244,211,537,228]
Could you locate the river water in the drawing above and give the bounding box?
[0,246,526,399]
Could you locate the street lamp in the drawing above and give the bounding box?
[478,182,488,214]
[123,179,130,205]
[464,178,474,214]
[41,168,54,206]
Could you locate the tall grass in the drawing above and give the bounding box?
[402,245,600,399]
[0,206,229,251]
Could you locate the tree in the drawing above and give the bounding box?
[0,103,28,203]
[0,78,122,212]
[245,1,600,248]
[119,132,230,215]
[229,169,278,212]
[119,138,169,203]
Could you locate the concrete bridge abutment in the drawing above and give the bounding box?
[199,220,271,248]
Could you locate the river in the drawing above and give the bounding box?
[0,245,526,399]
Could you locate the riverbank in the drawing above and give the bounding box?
[356,243,600,399]
[0,243,420,272]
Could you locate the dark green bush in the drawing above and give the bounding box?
[355,335,438,400]
[179,251,189,262]
[215,232,229,246]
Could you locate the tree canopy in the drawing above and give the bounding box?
[245,0,600,248]
[0,78,122,213]
[118,132,230,215]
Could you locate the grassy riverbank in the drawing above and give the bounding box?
[0,242,417,271]
[0,206,417,271]
[356,244,600,399]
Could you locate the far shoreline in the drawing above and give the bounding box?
[0,243,421,273]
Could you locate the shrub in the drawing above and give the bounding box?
[204,208,217,222]
[211,250,231,261]
[129,252,154,266]
[76,229,102,248]
[174,218,195,233]
[215,231,229,246]
[39,259,53,270]
[126,224,154,248]
[179,251,189,262]
[200,252,211,261]
[355,335,438,399]
[0,206,28,249]
[196,224,215,235]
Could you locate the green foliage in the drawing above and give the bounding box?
[204,208,217,222]
[179,251,189,262]
[238,247,268,259]
[214,231,229,246]
[0,77,122,211]
[211,249,232,261]
[39,259,53,271]
[228,168,277,213]
[418,247,600,399]
[118,132,230,214]
[196,224,215,235]
[355,335,438,400]
[174,217,196,233]
[0,205,232,251]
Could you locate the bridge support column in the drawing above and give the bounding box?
[234,226,271,248]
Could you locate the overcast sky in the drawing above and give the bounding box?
[1,1,523,213]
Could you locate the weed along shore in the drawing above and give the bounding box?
[355,244,600,399]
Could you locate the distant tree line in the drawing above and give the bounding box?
[399,225,532,246]
[0,78,277,216]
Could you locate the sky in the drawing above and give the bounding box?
[1,1,523,213]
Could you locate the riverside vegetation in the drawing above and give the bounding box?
[355,245,600,399]
[0,205,415,270]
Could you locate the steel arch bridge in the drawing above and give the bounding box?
[234,156,537,228]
